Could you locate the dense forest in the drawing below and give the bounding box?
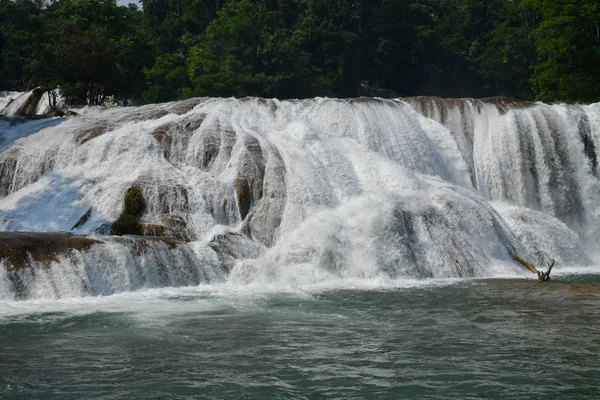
[1,0,599,106]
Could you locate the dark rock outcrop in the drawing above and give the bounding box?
[71,207,93,230]
[0,154,17,198]
[358,82,398,99]
[235,179,252,221]
[0,232,100,268]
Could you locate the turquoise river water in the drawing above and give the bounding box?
[1,274,599,399]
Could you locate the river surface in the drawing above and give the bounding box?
[1,275,599,399]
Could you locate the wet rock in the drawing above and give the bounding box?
[183,118,204,132]
[198,131,220,170]
[209,232,265,272]
[191,119,236,172]
[405,96,535,121]
[77,126,107,145]
[161,214,195,241]
[238,135,266,202]
[139,223,166,237]
[71,207,93,230]
[147,184,190,215]
[235,179,252,220]
[152,110,169,120]
[162,214,187,230]
[46,110,65,118]
[14,87,45,116]
[246,143,287,247]
[0,232,100,298]
[167,98,204,115]
[0,155,17,198]
[152,129,173,159]
[95,223,113,235]
[112,235,183,253]
[480,97,535,114]
[577,113,597,175]
[0,232,191,299]
[137,222,191,241]
[0,232,100,269]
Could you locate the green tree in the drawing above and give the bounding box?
[523,0,600,102]
[139,0,220,101]
[2,0,600,103]
[187,0,275,97]
[0,0,44,90]
[37,0,151,105]
[476,0,536,99]
[142,52,189,102]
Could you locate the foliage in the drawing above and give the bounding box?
[1,0,599,103]
[111,186,146,235]
[522,0,600,102]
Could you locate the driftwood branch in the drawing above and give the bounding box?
[546,259,555,274]
[513,255,539,274]
[513,256,555,282]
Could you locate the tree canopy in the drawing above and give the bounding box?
[1,0,598,105]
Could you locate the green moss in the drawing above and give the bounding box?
[111,187,146,235]
[123,187,145,216]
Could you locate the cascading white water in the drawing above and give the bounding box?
[407,97,600,234]
[0,89,64,116]
[0,96,599,299]
[0,235,225,300]
[0,91,22,113]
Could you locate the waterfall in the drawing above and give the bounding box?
[0,89,64,116]
[407,97,600,238]
[0,233,225,300]
[0,96,598,299]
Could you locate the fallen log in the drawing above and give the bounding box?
[513,256,555,282]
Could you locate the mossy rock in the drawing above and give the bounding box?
[124,187,145,216]
[111,213,141,235]
[111,186,146,235]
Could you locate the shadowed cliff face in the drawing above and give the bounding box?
[0,96,599,299]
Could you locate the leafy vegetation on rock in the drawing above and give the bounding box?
[111,186,146,235]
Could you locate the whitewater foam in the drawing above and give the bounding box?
[0,97,599,300]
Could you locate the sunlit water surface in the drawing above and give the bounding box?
[1,275,599,399]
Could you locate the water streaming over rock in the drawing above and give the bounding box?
[0,89,61,116]
[0,96,598,299]
[0,233,225,300]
